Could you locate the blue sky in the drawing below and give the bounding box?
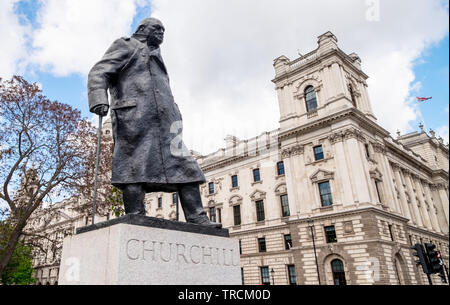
[2,0,449,152]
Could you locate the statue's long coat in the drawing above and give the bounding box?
[88,36,205,192]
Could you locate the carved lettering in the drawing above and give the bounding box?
[126,239,140,260]
[125,239,238,267]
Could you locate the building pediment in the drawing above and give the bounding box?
[250,189,266,201]
[229,195,243,206]
[310,169,334,183]
[274,183,287,195]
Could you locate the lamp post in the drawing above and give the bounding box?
[270,268,275,285]
[308,218,321,285]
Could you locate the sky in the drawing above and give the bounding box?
[1,0,449,155]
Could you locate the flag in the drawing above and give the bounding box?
[416,97,432,102]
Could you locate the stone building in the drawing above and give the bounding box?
[28,31,448,285]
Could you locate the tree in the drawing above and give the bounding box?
[0,76,110,278]
[1,238,35,285]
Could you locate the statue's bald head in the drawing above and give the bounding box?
[135,18,164,33]
[134,17,165,46]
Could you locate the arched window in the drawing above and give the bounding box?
[348,84,357,107]
[331,259,347,285]
[304,86,318,112]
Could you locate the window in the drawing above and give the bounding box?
[331,259,347,285]
[313,145,324,161]
[388,224,395,241]
[287,265,297,285]
[256,200,265,222]
[241,268,245,285]
[239,240,242,255]
[305,85,318,112]
[260,267,270,285]
[209,207,216,222]
[258,237,266,252]
[348,84,357,107]
[208,182,214,195]
[325,226,337,243]
[231,175,238,188]
[277,161,285,176]
[365,144,370,158]
[319,181,333,206]
[172,193,178,205]
[253,168,261,182]
[233,205,241,226]
[280,194,290,217]
[284,234,292,250]
[375,181,383,203]
[158,197,162,208]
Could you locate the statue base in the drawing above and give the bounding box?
[58,215,241,285]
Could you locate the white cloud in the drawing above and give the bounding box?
[149,0,448,153]
[0,0,30,79]
[2,0,448,155]
[29,0,150,76]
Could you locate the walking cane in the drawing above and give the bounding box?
[91,115,103,225]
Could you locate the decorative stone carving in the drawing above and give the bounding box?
[372,143,386,154]
[281,144,304,158]
[250,189,267,201]
[310,169,335,183]
[274,183,288,195]
[369,168,383,181]
[343,221,354,234]
[229,195,243,207]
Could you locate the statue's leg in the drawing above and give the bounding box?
[177,183,222,228]
[122,183,146,215]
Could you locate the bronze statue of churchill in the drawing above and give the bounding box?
[88,18,220,228]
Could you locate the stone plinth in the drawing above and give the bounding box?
[58,215,241,285]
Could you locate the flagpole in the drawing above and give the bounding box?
[415,97,432,134]
[416,102,428,133]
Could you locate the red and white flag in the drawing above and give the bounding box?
[416,97,432,102]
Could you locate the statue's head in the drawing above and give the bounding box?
[134,17,165,46]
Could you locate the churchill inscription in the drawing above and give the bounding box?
[125,239,239,266]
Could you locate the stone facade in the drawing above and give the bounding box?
[27,31,448,285]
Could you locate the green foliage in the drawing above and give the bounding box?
[109,186,125,218]
[1,239,35,285]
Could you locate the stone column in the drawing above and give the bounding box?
[392,164,412,221]
[430,184,449,234]
[281,144,304,215]
[373,144,401,213]
[331,62,346,97]
[437,184,449,222]
[412,176,432,230]
[343,129,372,204]
[403,170,423,227]
[328,132,355,205]
[423,182,441,233]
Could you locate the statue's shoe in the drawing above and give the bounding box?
[188,216,222,229]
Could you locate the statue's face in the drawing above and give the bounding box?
[143,21,165,47]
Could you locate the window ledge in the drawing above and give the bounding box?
[319,205,334,212]
[252,180,263,186]
[275,174,285,180]
[230,186,240,192]
[256,220,266,226]
[307,110,318,118]
[306,156,333,166]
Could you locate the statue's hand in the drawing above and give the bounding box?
[93,104,109,117]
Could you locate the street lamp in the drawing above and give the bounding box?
[270,268,275,285]
[308,218,321,285]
